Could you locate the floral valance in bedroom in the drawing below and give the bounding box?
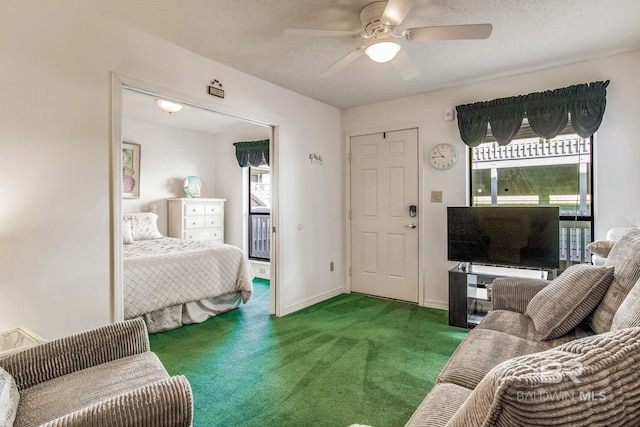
[455,80,610,147]
[233,139,270,167]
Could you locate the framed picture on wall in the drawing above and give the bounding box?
[122,141,141,198]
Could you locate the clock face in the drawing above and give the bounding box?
[429,143,458,170]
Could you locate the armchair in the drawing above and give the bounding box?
[0,318,192,427]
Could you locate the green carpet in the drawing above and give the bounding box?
[149,279,468,427]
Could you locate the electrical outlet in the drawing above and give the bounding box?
[431,191,443,203]
[330,261,334,272]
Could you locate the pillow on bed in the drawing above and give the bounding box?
[123,212,163,241]
[122,218,134,244]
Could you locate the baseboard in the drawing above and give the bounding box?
[250,260,270,280]
[423,299,448,311]
[281,286,345,316]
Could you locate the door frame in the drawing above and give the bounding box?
[109,72,281,322]
[344,123,424,306]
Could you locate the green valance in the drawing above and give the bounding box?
[455,80,609,147]
[233,139,269,167]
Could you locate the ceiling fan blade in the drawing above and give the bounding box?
[284,28,360,38]
[406,23,493,41]
[391,49,419,80]
[318,47,365,78]
[381,0,416,27]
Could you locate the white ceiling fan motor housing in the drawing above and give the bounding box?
[360,2,393,37]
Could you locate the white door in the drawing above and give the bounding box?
[350,129,419,302]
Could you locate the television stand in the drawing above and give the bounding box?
[448,264,548,328]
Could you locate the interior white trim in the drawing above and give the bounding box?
[281,286,345,316]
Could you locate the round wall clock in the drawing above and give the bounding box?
[429,143,458,170]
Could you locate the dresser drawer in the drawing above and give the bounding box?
[184,204,205,216]
[204,215,223,228]
[183,228,223,241]
[205,204,223,215]
[184,217,205,229]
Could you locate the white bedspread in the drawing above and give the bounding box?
[123,237,253,319]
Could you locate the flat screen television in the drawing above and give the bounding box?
[447,206,560,269]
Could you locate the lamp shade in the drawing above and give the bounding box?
[155,99,183,114]
[365,41,401,63]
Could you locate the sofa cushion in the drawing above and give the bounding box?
[611,277,640,330]
[591,227,640,334]
[404,383,472,427]
[14,352,168,426]
[525,264,614,340]
[447,327,640,427]
[586,239,616,257]
[437,328,548,390]
[0,367,19,427]
[477,310,594,347]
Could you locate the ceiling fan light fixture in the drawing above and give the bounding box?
[365,41,401,63]
[155,99,183,114]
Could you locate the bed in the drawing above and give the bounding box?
[122,211,253,333]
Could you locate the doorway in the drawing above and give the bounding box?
[350,128,419,302]
[110,74,279,322]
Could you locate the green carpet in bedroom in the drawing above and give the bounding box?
[149,279,468,427]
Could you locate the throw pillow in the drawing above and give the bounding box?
[0,367,19,427]
[122,218,134,245]
[586,239,616,257]
[590,227,640,334]
[124,212,164,241]
[525,264,614,340]
[611,277,640,330]
[448,327,640,427]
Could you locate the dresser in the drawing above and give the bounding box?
[167,198,225,242]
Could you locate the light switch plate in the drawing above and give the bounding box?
[431,191,443,203]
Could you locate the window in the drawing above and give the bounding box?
[249,166,271,260]
[470,124,594,270]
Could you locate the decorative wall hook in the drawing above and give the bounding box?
[309,153,323,165]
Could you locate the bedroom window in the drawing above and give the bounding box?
[249,166,271,260]
[470,124,594,271]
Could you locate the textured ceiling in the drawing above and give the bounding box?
[78,0,640,109]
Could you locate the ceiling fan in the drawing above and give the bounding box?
[285,0,492,80]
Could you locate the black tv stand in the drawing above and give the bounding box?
[448,264,547,328]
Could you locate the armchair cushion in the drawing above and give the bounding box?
[448,326,640,427]
[591,227,640,334]
[14,352,168,426]
[41,376,192,427]
[525,264,614,340]
[0,367,19,427]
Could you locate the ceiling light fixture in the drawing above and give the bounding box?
[155,99,183,114]
[365,41,401,63]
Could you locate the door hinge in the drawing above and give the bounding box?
[347,152,351,162]
[348,210,352,220]
[348,266,352,276]
[272,226,276,233]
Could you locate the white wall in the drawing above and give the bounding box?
[342,50,640,310]
[122,117,217,235]
[0,0,343,339]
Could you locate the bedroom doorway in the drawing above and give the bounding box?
[110,74,278,323]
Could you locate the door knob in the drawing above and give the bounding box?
[404,223,417,229]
